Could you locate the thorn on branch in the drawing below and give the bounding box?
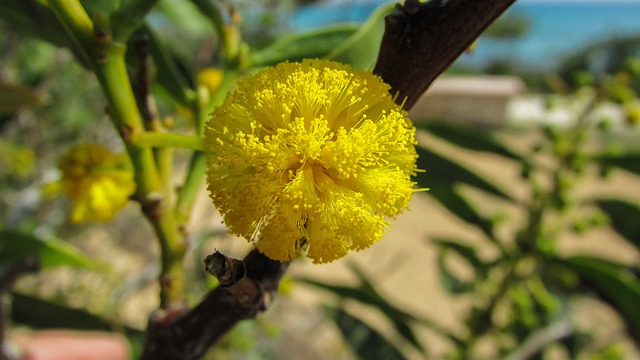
[139,191,164,220]
[204,251,245,287]
[205,252,260,309]
[133,35,160,127]
[141,250,289,360]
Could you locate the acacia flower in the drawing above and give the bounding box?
[205,59,418,263]
[53,143,135,223]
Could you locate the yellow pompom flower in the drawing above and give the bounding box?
[205,59,418,263]
[55,143,135,223]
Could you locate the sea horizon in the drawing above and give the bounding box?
[290,0,640,69]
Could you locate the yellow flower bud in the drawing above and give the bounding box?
[198,68,224,96]
[624,100,640,125]
[55,143,135,223]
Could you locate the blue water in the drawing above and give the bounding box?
[290,1,640,69]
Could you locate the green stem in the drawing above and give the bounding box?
[132,131,205,151]
[174,70,237,223]
[189,0,238,63]
[175,152,207,222]
[157,147,175,207]
[94,44,163,195]
[149,201,186,307]
[458,252,520,359]
[50,0,186,308]
[196,68,238,132]
[47,0,94,65]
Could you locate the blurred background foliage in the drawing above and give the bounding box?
[1,0,639,359]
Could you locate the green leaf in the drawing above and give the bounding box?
[298,264,462,351]
[434,239,481,295]
[12,292,124,331]
[0,229,98,270]
[595,198,640,248]
[111,0,157,41]
[135,24,196,107]
[596,153,640,176]
[299,278,425,354]
[326,2,396,70]
[561,255,640,344]
[415,141,512,201]
[80,0,122,17]
[0,82,46,115]
[420,122,524,161]
[428,185,495,238]
[346,263,425,354]
[248,24,360,67]
[323,306,407,360]
[0,0,87,66]
[298,278,412,322]
[433,238,489,278]
[11,291,145,357]
[414,140,514,238]
[437,255,471,295]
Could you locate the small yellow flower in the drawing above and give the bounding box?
[624,100,640,125]
[198,67,224,95]
[205,59,418,263]
[55,143,135,223]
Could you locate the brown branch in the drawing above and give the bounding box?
[140,250,289,360]
[133,35,160,127]
[373,0,517,109]
[139,1,515,358]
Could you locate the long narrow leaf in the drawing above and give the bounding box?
[11,292,129,332]
[11,292,145,358]
[299,278,424,353]
[136,24,196,107]
[432,238,490,280]
[596,153,640,176]
[561,255,640,344]
[298,274,461,348]
[324,306,407,360]
[424,184,495,238]
[249,25,360,67]
[346,263,425,354]
[420,122,524,161]
[0,0,88,67]
[415,141,514,238]
[415,142,512,201]
[80,0,121,16]
[595,198,640,248]
[0,229,98,270]
[326,2,396,70]
[435,247,473,295]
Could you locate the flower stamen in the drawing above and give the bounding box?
[205,59,419,263]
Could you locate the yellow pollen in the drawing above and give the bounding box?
[204,59,419,263]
